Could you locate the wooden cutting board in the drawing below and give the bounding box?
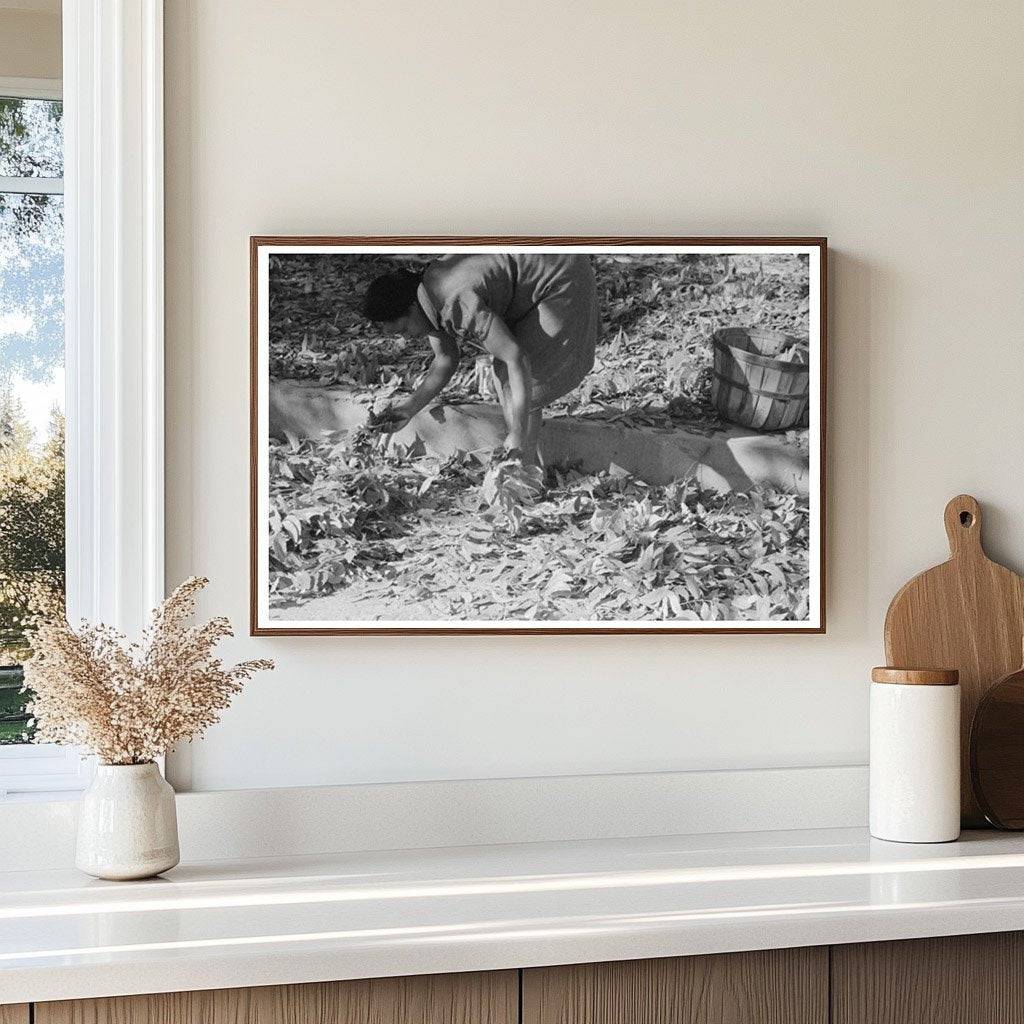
[884,494,1024,826]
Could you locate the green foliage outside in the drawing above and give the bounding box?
[0,667,29,744]
[0,393,65,743]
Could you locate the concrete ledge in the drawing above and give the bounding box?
[269,380,809,496]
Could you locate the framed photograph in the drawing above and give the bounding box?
[251,237,826,635]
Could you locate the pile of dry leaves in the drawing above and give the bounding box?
[268,428,810,622]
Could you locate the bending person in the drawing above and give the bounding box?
[362,252,599,461]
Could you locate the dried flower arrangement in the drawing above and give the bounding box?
[23,577,273,765]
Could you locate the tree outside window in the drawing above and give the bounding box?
[0,94,65,745]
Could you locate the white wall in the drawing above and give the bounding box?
[164,0,1024,792]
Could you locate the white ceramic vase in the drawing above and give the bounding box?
[76,762,180,880]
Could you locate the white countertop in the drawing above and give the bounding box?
[4,826,1024,1004]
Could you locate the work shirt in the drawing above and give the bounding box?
[416,253,599,408]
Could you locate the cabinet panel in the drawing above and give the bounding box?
[0,1006,29,1024]
[35,971,517,1024]
[522,948,828,1024]
[832,932,1024,1024]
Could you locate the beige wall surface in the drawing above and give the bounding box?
[0,7,61,80]
[164,0,1024,791]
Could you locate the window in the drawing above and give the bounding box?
[0,79,86,797]
[0,5,166,798]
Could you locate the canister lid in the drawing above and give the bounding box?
[871,667,959,686]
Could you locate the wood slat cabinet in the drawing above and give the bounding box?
[18,932,1024,1024]
[832,932,1024,1024]
[522,948,828,1024]
[33,971,517,1024]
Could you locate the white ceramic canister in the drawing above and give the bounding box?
[76,762,180,880]
[870,667,961,843]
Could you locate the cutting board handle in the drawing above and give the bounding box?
[944,494,983,558]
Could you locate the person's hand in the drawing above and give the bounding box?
[503,431,525,456]
[369,401,414,433]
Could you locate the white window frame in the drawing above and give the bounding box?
[0,0,165,799]
[0,76,61,101]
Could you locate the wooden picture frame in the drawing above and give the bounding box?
[251,236,827,635]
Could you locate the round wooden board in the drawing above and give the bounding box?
[970,664,1024,829]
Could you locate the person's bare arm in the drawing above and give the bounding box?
[378,333,459,431]
[480,316,532,451]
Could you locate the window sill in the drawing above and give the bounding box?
[0,744,93,799]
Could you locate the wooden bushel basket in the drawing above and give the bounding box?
[710,327,810,431]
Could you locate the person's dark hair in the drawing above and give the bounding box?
[362,269,422,322]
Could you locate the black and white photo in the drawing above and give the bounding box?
[251,238,825,634]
